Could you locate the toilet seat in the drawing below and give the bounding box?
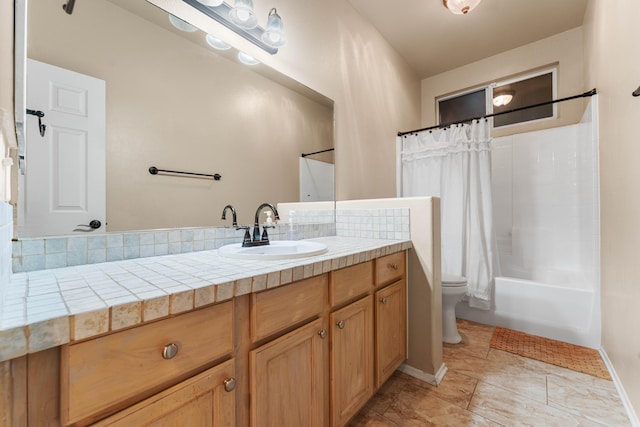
[442,274,467,287]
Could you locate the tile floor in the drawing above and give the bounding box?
[350,319,631,426]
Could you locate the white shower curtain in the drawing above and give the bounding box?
[400,120,496,309]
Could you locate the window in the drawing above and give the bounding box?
[436,68,557,128]
[438,88,487,125]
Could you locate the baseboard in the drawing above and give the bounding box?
[599,348,640,427]
[398,362,448,386]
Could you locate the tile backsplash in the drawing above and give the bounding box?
[336,208,410,240]
[11,207,409,273]
[12,210,337,273]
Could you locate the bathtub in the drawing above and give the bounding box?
[456,276,601,349]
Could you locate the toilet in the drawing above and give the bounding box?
[442,274,468,344]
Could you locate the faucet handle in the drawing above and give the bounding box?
[235,226,251,245]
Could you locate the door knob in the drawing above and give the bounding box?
[336,320,345,329]
[380,297,388,304]
[318,329,327,339]
[73,220,102,232]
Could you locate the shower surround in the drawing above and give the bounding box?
[458,97,600,348]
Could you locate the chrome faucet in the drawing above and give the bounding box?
[221,204,238,226]
[242,202,280,247]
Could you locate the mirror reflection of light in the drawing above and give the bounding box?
[205,34,231,50]
[196,0,224,6]
[493,94,513,107]
[168,14,198,32]
[238,52,260,65]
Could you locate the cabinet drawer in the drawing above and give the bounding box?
[329,261,373,307]
[375,252,405,286]
[92,359,236,427]
[251,275,327,342]
[61,302,233,426]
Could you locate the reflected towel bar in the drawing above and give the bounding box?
[301,148,335,158]
[149,166,221,180]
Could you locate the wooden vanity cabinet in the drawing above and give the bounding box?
[91,359,236,426]
[374,252,407,388]
[249,318,327,427]
[60,302,234,426]
[2,250,407,427]
[330,296,374,427]
[375,279,406,388]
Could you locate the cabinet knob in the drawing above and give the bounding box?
[380,297,388,304]
[162,343,179,360]
[389,263,399,270]
[336,320,345,329]
[224,377,236,392]
[318,329,327,339]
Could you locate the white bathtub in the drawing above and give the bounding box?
[456,276,601,349]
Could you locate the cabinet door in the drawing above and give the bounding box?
[375,279,407,388]
[250,318,327,427]
[91,359,236,426]
[330,296,374,427]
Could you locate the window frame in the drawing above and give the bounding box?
[490,67,558,129]
[436,66,558,129]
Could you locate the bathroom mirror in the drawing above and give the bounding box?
[16,0,334,237]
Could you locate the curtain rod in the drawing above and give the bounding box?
[397,88,597,137]
[301,148,335,157]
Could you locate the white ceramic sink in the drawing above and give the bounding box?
[218,240,328,260]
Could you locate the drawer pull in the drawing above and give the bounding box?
[389,263,399,270]
[224,377,236,392]
[318,329,327,339]
[380,297,388,304]
[336,320,345,329]
[162,343,179,360]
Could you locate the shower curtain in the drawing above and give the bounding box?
[400,120,496,309]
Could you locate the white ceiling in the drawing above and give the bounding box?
[347,0,588,79]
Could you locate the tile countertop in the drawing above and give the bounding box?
[0,236,411,362]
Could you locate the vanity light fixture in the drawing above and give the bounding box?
[238,51,260,65]
[261,8,286,48]
[443,0,482,15]
[168,14,198,32]
[182,0,285,54]
[196,0,224,6]
[206,34,232,50]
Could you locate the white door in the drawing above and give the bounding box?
[21,59,106,237]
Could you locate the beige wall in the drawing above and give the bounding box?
[584,0,640,416]
[28,0,334,230]
[421,27,585,137]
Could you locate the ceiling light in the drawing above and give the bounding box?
[493,91,514,107]
[229,0,258,29]
[443,0,482,15]
[206,34,232,50]
[238,51,260,65]
[168,14,198,32]
[261,8,286,48]
[196,0,224,6]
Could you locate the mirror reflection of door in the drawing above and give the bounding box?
[20,59,106,237]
